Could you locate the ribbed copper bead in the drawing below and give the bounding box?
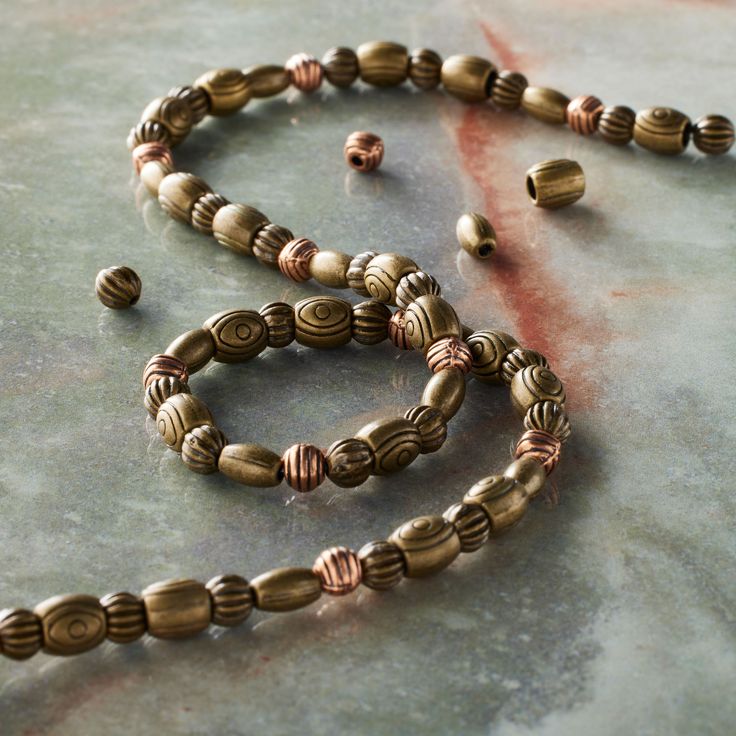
[490,70,528,110]
[313,547,362,595]
[692,114,735,155]
[566,95,604,135]
[344,131,384,172]
[191,193,229,235]
[598,105,636,145]
[278,238,319,282]
[253,223,295,267]
[99,592,146,644]
[388,309,412,350]
[95,266,142,310]
[143,353,189,388]
[144,375,190,418]
[206,574,253,627]
[425,337,473,374]
[282,443,327,492]
[515,429,562,475]
[132,142,173,175]
[286,52,323,92]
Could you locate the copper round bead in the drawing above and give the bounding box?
[388,310,412,350]
[278,238,319,282]
[95,266,142,310]
[426,337,472,374]
[514,429,562,475]
[282,443,327,493]
[143,353,189,388]
[313,547,362,596]
[344,131,384,172]
[132,142,173,175]
[566,95,604,135]
[285,53,323,93]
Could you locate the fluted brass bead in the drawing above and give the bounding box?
[693,114,735,155]
[464,475,529,535]
[142,579,211,639]
[206,574,253,627]
[282,443,327,493]
[352,300,391,345]
[34,594,107,656]
[510,365,566,417]
[441,54,496,103]
[203,309,268,362]
[322,46,359,88]
[313,547,362,595]
[598,105,636,145]
[390,516,461,577]
[259,302,296,348]
[504,456,546,498]
[144,376,190,418]
[212,203,270,256]
[95,266,142,310]
[242,64,290,98]
[252,223,295,267]
[294,296,352,348]
[633,107,691,155]
[526,159,585,209]
[443,502,491,552]
[285,53,323,93]
[158,172,212,222]
[218,443,283,487]
[500,347,549,385]
[0,608,42,660]
[566,94,604,135]
[309,250,352,288]
[140,96,193,145]
[420,367,466,421]
[404,404,447,454]
[404,295,462,353]
[408,48,442,90]
[456,212,497,259]
[143,353,189,388]
[99,592,146,644]
[278,238,318,282]
[168,85,211,124]
[165,328,215,374]
[387,309,412,350]
[466,330,519,383]
[355,417,422,475]
[182,425,227,474]
[325,438,373,488]
[193,68,251,116]
[132,141,173,175]
[127,120,171,151]
[346,250,379,296]
[426,337,473,374]
[491,70,528,110]
[140,159,175,197]
[157,393,214,452]
[191,192,229,235]
[357,41,408,87]
[250,567,322,612]
[521,86,571,124]
[358,540,406,590]
[395,271,442,311]
[524,400,571,443]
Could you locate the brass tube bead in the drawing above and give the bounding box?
[456,212,497,259]
[212,203,270,257]
[218,443,283,487]
[420,367,466,421]
[633,107,691,155]
[357,41,409,87]
[141,579,211,639]
[250,567,322,612]
[521,86,571,124]
[165,328,215,374]
[525,159,585,209]
[242,64,290,98]
[441,54,497,103]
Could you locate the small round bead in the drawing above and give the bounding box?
[242,64,290,98]
[168,85,211,124]
[521,86,570,124]
[692,114,735,155]
[463,476,528,535]
[182,425,228,474]
[309,250,352,289]
[321,46,359,88]
[140,96,193,146]
[157,393,214,452]
[395,271,442,311]
[204,309,268,363]
[357,41,409,87]
[99,591,146,644]
[144,376,190,418]
[510,365,566,417]
[285,52,323,92]
[140,159,174,197]
[420,368,466,421]
[165,328,215,374]
[404,405,447,454]
[259,302,296,348]
[346,250,379,296]
[352,300,391,344]
[500,347,549,385]
[466,330,519,383]
[0,608,42,660]
[566,94,604,135]
[294,296,352,348]
[426,337,473,374]
[95,266,141,310]
[409,48,442,89]
[141,579,211,639]
[282,443,327,492]
[250,568,321,612]
[633,107,691,155]
[127,120,171,151]
[355,417,422,475]
[313,547,362,595]
[132,142,173,175]
[526,159,585,209]
[218,443,283,487]
[443,502,491,552]
[193,68,251,116]
[364,253,418,305]
[456,212,497,260]
[389,516,461,577]
[143,353,189,388]
[404,295,462,353]
[358,540,406,590]
[441,54,497,103]
[344,131,384,172]
[191,193,229,235]
[253,223,295,267]
[387,309,412,350]
[212,203,270,256]
[515,429,562,475]
[524,400,571,443]
[34,594,107,656]
[325,438,373,488]
[158,172,212,223]
[278,237,319,282]
[206,574,253,627]
[491,70,528,110]
[598,105,636,145]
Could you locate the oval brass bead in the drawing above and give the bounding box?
[515,429,562,475]
[191,192,229,235]
[95,266,142,310]
[157,393,214,452]
[633,107,691,155]
[282,443,327,493]
[566,94,604,135]
[387,309,412,350]
[259,301,296,348]
[404,295,462,353]
[464,475,529,535]
[355,417,422,475]
[285,52,323,93]
[143,353,189,388]
[322,46,359,88]
[309,250,352,288]
[358,540,406,590]
[158,172,212,223]
[313,547,362,596]
[390,515,461,577]
[357,41,409,87]
[395,271,442,311]
[99,591,146,644]
[165,328,215,374]
[203,309,268,363]
[521,86,571,124]
[141,578,211,639]
[127,120,171,151]
[510,364,566,417]
[346,250,379,296]
[500,347,549,386]
[218,443,283,487]
[0,608,43,660]
[456,212,497,259]
[441,54,496,103]
[504,456,546,498]
[34,594,107,656]
[193,68,251,116]
[250,567,322,612]
[526,159,585,209]
[140,159,174,197]
[252,223,295,267]
[692,114,735,155]
[182,425,228,475]
[212,203,270,256]
[404,404,447,454]
[140,95,193,145]
[144,376,190,418]
[408,47,442,90]
[598,105,636,145]
[294,296,352,348]
[351,300,391,345]
[325,438,373,488]
[420,367,466,421]
[466,330,519,383]
[443,502,491,552]
[206,574,253,627]
[491,70,528,110]
[242,64,290,98]
[524,400,571,443]
[168,85,211,124]
[132,141,173,175]
[426,337,473,375]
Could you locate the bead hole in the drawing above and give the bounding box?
[478,244,492,258]
[682,124,691,148]
[351,155,364,167]
[526,176,537,202]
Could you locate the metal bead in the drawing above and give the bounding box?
[598,105,636,145]
[456,212,497,259]
[387,310,412,350]
[143,353,189,388]
[389,515,461,577]
[259,302,296,348]
[504,456,547,497]
[156,393,214,452]
[352,300,391,345]
[463,476,529,535]
[212,203,270,256]
[521,86,571,124]
[355,417,421,475]
[253,223,295,267]
[309,250,352,289]
[321,46,359,88]
[347,251,380,296]
[425,337,473,375]
[420,368,466,421]
[633,107,691,155]
[491,70,528,110]
[95,266,141,310]
[278,237,319,282]
[344,131,384,172]
[141,578,211,639]
[242,64,290,98]
[144,376,190,418]
[443,502,491,552]
[34,594,107,656]
[132,141,173,175]
[466,330,519,383]
[524,400,571,443]
[168,85,211,124]
[165,328,215,374]
[404,405,447,454]
[182,425,228,474]
[127,120,171,151]
[526,159,585,209]
[408,48,442,90]
[140,160,174,197]
[158,172,212,222]
[510,365,566,417]
[193,68,251,116]
[441,54,496,103]
[250,567,321,612]
[0,608,42,660]
[515,429,562,475]
[357,41,409,87]
[358,541,406,590]
[203,309,268,363]
[500,347,549,385]
[566,94,604,135]
[99,592,146,644]
[282,443,327,492]
[294,296,352,348]
[140,96,193,146]
[191,193,230,235]
[404,295,462,353]
[325,438,373,488]
[313,547,362,596]
[218,443,283,487]
[693,114,735,155]
[395,271,442,311]
[285,52,323,92]
[206,574,253,627]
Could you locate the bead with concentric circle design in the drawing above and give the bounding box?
[204,309,268,363]
[389,515,461,577]
[510,364,566,417]
[500,348,549,385]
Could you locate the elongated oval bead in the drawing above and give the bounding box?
[194,68,251,116]
[521,86,570,124]
[357,41,408,87]
[389,516,461,577]
[250,567,321,612]
[441,54,496,102]
[633,107,691,155]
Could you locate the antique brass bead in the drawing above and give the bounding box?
[250,567,322,612]
[390,516,461,577]
[633,107,691,155]
[212,203,270,256]
[218,443,283,487]
[182,425,228,474]
[325,438,373,488]
[158,172,212,222]
[242,64,290,98]
[500,347,549,386]
[259,302,296,348]
[524,400,571,443]
[344,131,384,172]
[456,212,497,259]
[309,250,352,288]
[127,120,171,151]
[515,429,562,475]
[598,105,636,145]
[510,365,566,417]
[352,300,391,345]
[156,393,214,452]
[191,192,229,235]
[346,250,379,296]
[278,238,319,282]
[141,579,211,639]
[404,404,447,454]
[504,456,546,498]
[140,159,174,197]
[0,608,42,660]
[409,48,442,90]
[143,353,189,388]
[395,271,441,311]
[426,337,473,375]
[132,141,173,175]
[357,41,408,87]
[193,68,251,116]
[99,592,146,644]
[252,223,295,267]
[443,502,491,552]
[206,574,253,627]
[165,328,215,374]
[95,266,141,310]
[441,54,496,103]
[692,114,735,155]
[140,96,193,145]
[168,85,211,124]
[282,443,327,493]
[294,296,352,348]
[204,309,268,362]
[285,53,323,93]
[387,309,412,350]
[464,476,529,535]
[521,86,571,124]
[566,95,604,135]
[34,594,107,656]
[358,540,406,590]
[356,417,422,475]
[404,295,462,353]
[420,367,466,420]
[322,46,359,88]
[466,330,519,383]
[144,376,190,418]
[313,547,362,595]
[491,70,528,110]
[526,159,585,209]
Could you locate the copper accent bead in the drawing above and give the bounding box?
[404,405,447,454]
[515,429,562,475]
[0,608,43,660]
[143,353,189,388]
[491,70,528,110]
[191,193,229,235]
[523,400,571,443]
[313,547,362,595]
[566,95,604,135]
[278,237,319,282]
[346,250,379,296]
[500,348,549,385]
[253,223,295,267]
[344,131,384,172]
[100,591,146,644]
[282,443,327,492]
[692,114,735,155]
[285,52,323,92]
[388,309,412,350]
[144,375,190,418]
[132,142,173,175]
[321,46,359,88]
[425,337,473,375]
[598,105,636,145]
[206,574,253,627]
[395,271,441,311]
[181,425,228,474]
[95,266,142,310]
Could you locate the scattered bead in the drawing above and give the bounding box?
[526,159,585,209]
[344,131,384,172]
[95,266,142,310]
[456,212,497,259]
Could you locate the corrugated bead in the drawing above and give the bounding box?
[204,309,268,363]
[404,404,447,454]
[500,348,549,385]
[358,540,406,590]
[693,114,735,155]
[352,300,391,344]
[525,159,585,209]
[566,94,604,135]
[206,574,253,627]
[181,425,228,474]
[394,271,441,311]
[325,438,373,488]
[0,608,42,660]
[313,547,362,595]
[168,85,211,124]
[191,193,230,235]
[409,48,442,89]
[282,443,327,492]
[252,223,295,267]
[278,238,319,282]
[285,52,323,92]
[127,120,171,151]
[491,70,528,109]
[321,47,359,88]
[443,502,491,552]
[95,266,142,310]
[515,429,562,475]
[456,212,497,259]
[524,400,571,443]
[143,353,189,388]
[144,376,190,418]
[100,592,146,644]
[259,302,296,348]
[344,131,384,172]
[425,337,473,374]
[598,105,636,145]
[346,250,380,296]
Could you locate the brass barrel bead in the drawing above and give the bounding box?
[191,192,230,235]
[500,347,549,385]
[693,114,735,155]
[390,515,461,577]
[278,238,319,282]
[182,425,228,475]
[355,417,422,475]
[344,131,384,172]
[285,52,323,92]
[404,295,462,353]
[127,120,171,151]
[325,438,373,488]
[358,540,406,590]
[95,266,142,310]
[165,328,215,374]
[364,253,420,305]
[140,160,174,197]
[352,300,391,344]
[456,212,497,259]
[566,94,604,135]
[143,353,189,388]
[510,364,566,417]
[387,309,412,350]
[464,476,529,535]
[441,54,496,103]
[598,105,636,145]
[633,107,691,155]
[420,367,466,421]
[466,330,519,383]
[515,429,562,475]
[443,502,491,552]
[251,567,322,612]
[524,400,572,443]
[309,250,352,288]
[206,574,253,627]
[357,41,409,87]
[193,68,251,116]
[321,46,359,88]
[242,64,290,98]
[212,203,270,256]
[404,404,447,454]
[253,223,294,267]
[168,85,211,124]
[521,86,571,124]
[99,592,146,644]
[504,456,546,497]
[346,250,379,296]
[141,579,211,639]
[34,594,107,656]
[491,70,528,110]
[158,172,212,222]
[140,96,193,145]
[395,271,442,311]
[144,376,190,418]
[203,309,268,363]
[282,443,327,492]
[218,443,283,487]
[313,547,362,596]
[526,159,585,209]
[259,302,296,348]
[0,608,43,660]
[132,141,173,175]
[294,295,352,348]
[156,393,214,452]
[426,337,473,375]
[408,48,442,90]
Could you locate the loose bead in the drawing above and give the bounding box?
[510,365,566,417]
[358,540,406,590]
[404,295,462,353]
[325,438,373,488]
[355,417,422,475]
[357,41,409,87]
[464,476,529,535]
[242,64,290,98]
[321,46,359,88]
[282,443,327,492]
[420,368,466,420]
[144,376,190,418]
[141,578,211,639]
[259,302,296,348]
[515,429,562,475]
[456,212,497,260]
[157,393,214,452]
[158,172,212,222]
[408,48,442,90]
[193,68,251,116]
[387,309,412,350]
[203,309,268,363]
[346,250,379,296]
[491,70,528,110]
[127,120,171,151]
[95,266,141,310]
[443,502,491,552]
[143,353,189,388]
[34,594,107,656]
[132,141,173,175]
[404,404,447,454]
[395,271,441,311]
[0,608,42,660]
[441,54,496,103]
[598,105,636,145]
[526,159,585,209]
[191,192,229,235]
[165,328,215,374]
[212,203,269,256]
[140,96,193,146]
[168,85,211,124]
[504,456,546,497]
[566,95,604,135]
[524,400,571,443]
[218,443,283,487]
[294,296,352,348]
[309,250,352,288]
[521,86,571,124]
[633,107,691,155]
[206,574,253,627]
[253,223,295,267]
[692,114,735,155]
[389,515,461,577]
[182,425,228,474]
[140,160,174,197]
[500,347,549,385]
[426,337,473,374]
[251,568,322,612]
[278,237,319,282]
[352,300,391,345]
[344,131,384,172]
[313,547,362,595]
[99,592,146,644]
[466,330,519,383]
[285,53,323,92]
